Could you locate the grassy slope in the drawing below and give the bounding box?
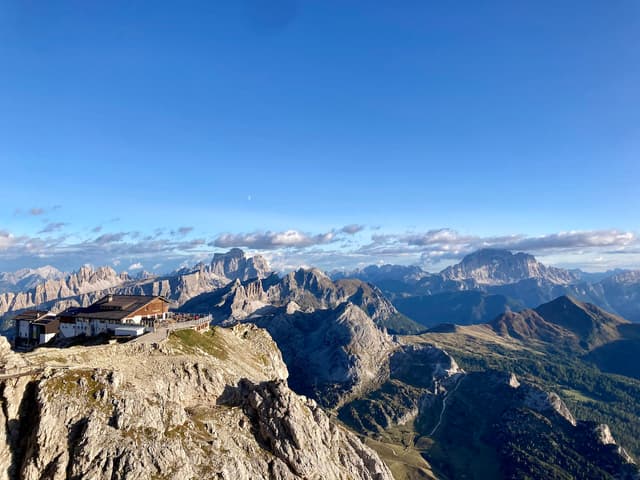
[419,327,640,462]
[364,437,437,480]
[168,328,229,359]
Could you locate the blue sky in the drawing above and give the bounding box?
[0,1,638,273]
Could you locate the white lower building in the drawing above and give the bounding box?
[14,310,59,349]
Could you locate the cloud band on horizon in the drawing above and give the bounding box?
[0,225,638,274]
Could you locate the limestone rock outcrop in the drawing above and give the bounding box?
[0,325,392,480]
[252,302,396,408]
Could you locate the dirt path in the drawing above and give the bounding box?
[429,374,465,437]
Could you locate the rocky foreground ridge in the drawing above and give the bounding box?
[0,326,392,480]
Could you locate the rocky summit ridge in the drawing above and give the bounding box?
[0,326,392,480]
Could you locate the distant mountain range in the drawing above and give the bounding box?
[337,248,633,290]
[3,247,640,334]
[0,265,66,293]
[179,267,421,332]
[335,248,640,324]
[0,248,271,326]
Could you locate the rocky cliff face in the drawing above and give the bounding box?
[0,326,392,480]
[251,303,396,408]
[278,271,404,326]
[210,248,271,282]
[0,250,272,322]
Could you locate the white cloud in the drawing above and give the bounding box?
[362,228,639,270]
[0,223,638,275]
[39,222,67,234]
[171,226,194,236]
[94,232,128,244]
[213,230,337,249]
[341,224,365,235]
[0,231,17,250]
[29,208,45,216]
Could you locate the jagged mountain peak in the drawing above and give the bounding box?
[213,247,246,259]
[210,248,271,281]
[364,263,428,276]
[0,251,272,322]
[71,264,118,278]
[0,265,66,293]
[465,247,531,261]
[283,267,334,291]
[332,264,430,283]
[535,295,628,326]
[540,294,584,310]
[604,270,640,285]
[15,265,63,279]
[292,266,332,279]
